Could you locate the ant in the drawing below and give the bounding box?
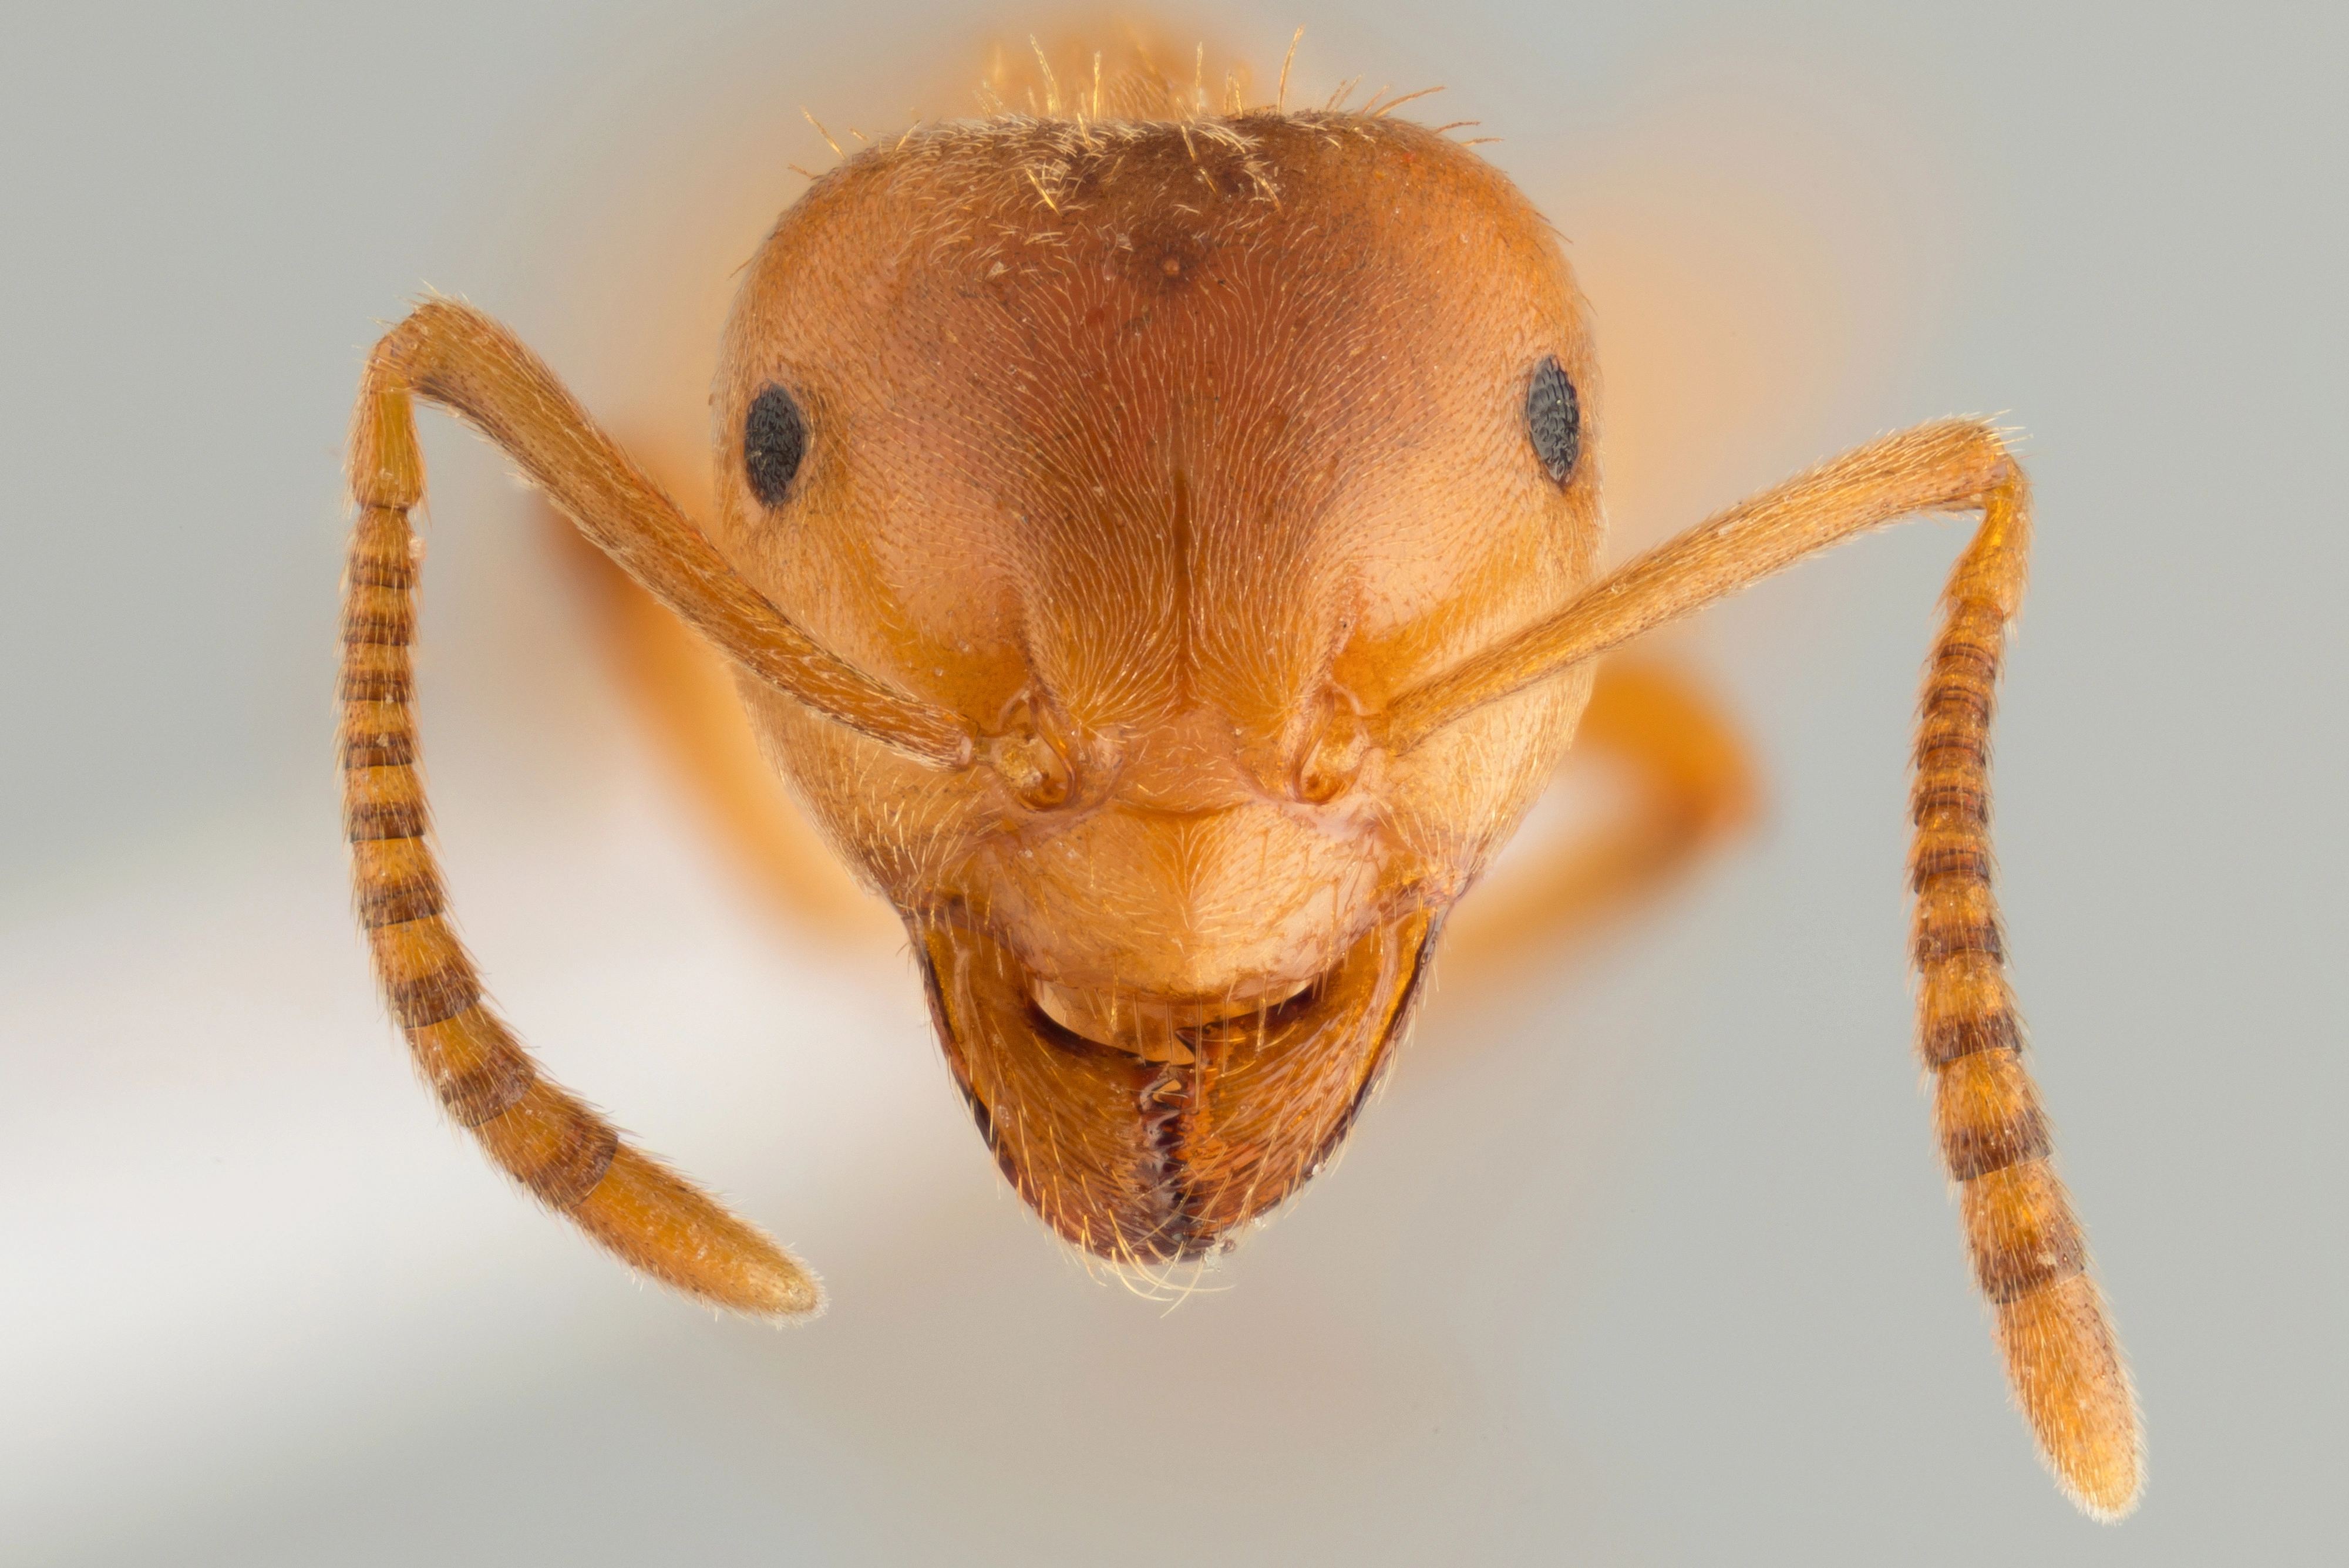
[339,38,2139,1519]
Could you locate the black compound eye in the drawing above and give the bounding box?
[1524,355,1581,484]
[743,383,809,506]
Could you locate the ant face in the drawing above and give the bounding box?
[342,51,2133,1512]
[713,115,1603,1257]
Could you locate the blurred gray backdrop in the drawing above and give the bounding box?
[3,2,2342,1563]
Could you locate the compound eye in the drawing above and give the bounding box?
[744,383,809,506]
[1524,355,1581,484]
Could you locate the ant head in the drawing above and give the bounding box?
[709,107,1606,1263]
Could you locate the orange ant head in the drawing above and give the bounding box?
[714,110,1600,1261]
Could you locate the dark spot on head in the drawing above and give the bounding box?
[1525,356,1580,484]
[744,383,808,507]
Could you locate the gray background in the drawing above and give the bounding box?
[3,1,2341,1563]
